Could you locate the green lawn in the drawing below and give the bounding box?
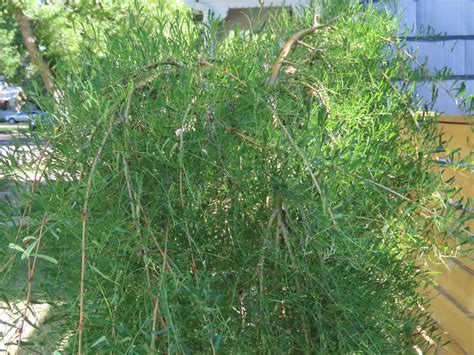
[0,123,29,134]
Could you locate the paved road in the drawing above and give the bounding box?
[0,133,33,147]
[0,131,58,354]
[0,122,46,151]
[0,122,32,147]
[0,124,47,186]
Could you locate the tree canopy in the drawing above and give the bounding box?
[0,0,182,93]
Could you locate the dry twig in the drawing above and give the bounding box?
[268,17,340,85]
[78,120,114,354]
[199,58,251,92]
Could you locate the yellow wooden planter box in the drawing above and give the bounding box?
[422,116,473,354]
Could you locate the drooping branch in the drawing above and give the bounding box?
[268,24,325,85]
[15,8,54,93]
[268,16,341,86]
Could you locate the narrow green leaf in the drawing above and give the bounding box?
[32,254,58,264]
[21,239,38,260]
[8,243,25,253]
[91,335,107,348]
[91,266,118,285]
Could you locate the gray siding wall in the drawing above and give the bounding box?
[377,0,474,114]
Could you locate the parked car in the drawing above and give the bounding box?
[0,100,17,122]
[6,109,46,124]
[30,112,56,131]
[0,109,17,122]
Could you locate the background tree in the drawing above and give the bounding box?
[14,5,54,92]
[0,0,182,95]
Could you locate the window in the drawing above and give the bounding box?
[0,100,8,111]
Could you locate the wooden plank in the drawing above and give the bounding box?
[456,254,474,272]
[428,258,474,314]
[422,286,474,354]
[425,217,473,270]
[424,325,467,355]
[437,115,473,125]
[430,167,473,198]
[436,116,473,160]
[433,116,473,269]
[438,238,474,271]
[420,115,474,354]
[439,168,473,201]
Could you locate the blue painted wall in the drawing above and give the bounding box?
[372,0,474,114]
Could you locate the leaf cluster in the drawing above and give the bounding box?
[1,3,470,353]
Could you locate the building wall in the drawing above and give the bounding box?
[371,2,473,352]
[381,0,474,114]
[423,116,473,354]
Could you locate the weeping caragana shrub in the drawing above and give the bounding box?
[2,2,467,353]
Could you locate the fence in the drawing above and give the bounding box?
[424,115,473,354]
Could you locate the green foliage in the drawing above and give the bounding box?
[0,0,183,90]
[0,16,22,79]
[1,3,469,353]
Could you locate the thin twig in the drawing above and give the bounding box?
[151,217,171,354]
[380,71,416,118]
[199,59,251,92]
[214,119,268,150]
[334,166,473,237]
[121,87,138,226]
[274,196,311,346]
[162,216,171,272]
[100,60,183,93]
[300,80,331,110]
[268,98,337,227]
[178,101,199,278]
[150,299,160,354]
[379,36,467,113]
[78,121,114,354]
[295,39,316,52]
[268,16,341,85]
[17,213,50,350]
[14,139,53,352]
[125,60,182,86]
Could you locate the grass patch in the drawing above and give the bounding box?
[0,123,30,135]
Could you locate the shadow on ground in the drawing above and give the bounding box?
[0,177,74,353]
